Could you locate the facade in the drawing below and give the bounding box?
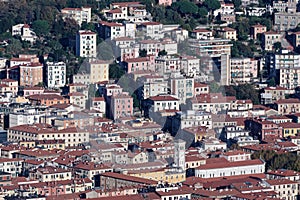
[260,86,293,104]
[87,59,109,83]
[140,75,168,99]
[230,57,258,84]
[76,30,97,58]
[46,62,66,88]
[145,95,180,112]
[190,29,213,40]
[19,63,43,87]
[61,7,91,26]
[245,119,283,140]
[250,24,267,40]
[98,21,125,40]
[170,73,194,104]
[125,56,155,73]
[110,92,133,120]
[274,98,300,114]
[290,31,300,48]
[262,31,282,51]
[138,22,163,40]
[195,159,265,178]
[8,124,89,147]
[217,27,237,41]
[274,12,300,31]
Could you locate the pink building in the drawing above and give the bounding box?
[110,92,133,120]
[125,55,155,73]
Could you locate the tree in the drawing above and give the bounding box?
[268,77,276,87]
[32,20,50,36]
[172,0,198,15]
[158,50,168,56]
[109,63,125,79]
[198,7,208,18]
[203,0,221,11]
[139,49,147,57]
[273,42,282,52]
[232,0,242,8]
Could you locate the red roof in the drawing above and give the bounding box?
[196,159,264,170]
[101,172,157,185]
[149,95,179,101]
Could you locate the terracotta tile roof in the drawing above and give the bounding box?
[101,172,158,185]
[196,159,264,170]
[149,95,179,101]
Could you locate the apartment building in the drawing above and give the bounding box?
[144,95,180,113]
[189,29,213,40]
[274,12,300,31]
[262,31,281,51]
[250,24,267,40]
[274,98,300,114]
[189,93,236,114]
[0,79,18,95]
[245,119,282,140]
[180,56,200,77]
[195,159,265,178]
[61,7,91,26]
[7,124,89,147]
[76,30,97,58]
[217,27,237,41]
[19,62,43,86]
[139,40,162,56]
[124,56,155,73]
[98,21,125,40]
[139,75,168,99]
[230,57,258,84]
[0,158,23,177]
[290,31,300,48]
[170,73,194,104]
[138,22,163,40]
[46,62,66,88]
[110,92,133,120]
[260,86,294,104]
[155,56,181,74]
[29,166,72,182]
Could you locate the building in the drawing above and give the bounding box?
[260,86,293,104]
[274,12,300,31]
[195,159,265,178]
[46,62,66,88]
[245,119,282,140]
[230,57,258,84]
[98,21,125,40]
[189,29,213,40]
[0,79,18,96]
[110,92,133,120]
[274,98,300,114]
[11,24,37,44]
[189,93,236,114]
[0,158,24,177]
[139,75,168,99]
[170,73,194,104]
[76,30,97,58]
[29,166,72,182]
[290,31,300,48]
[87,59,109,83]
[250,24,267,40]
[180,56,200,78]
[8,124,89,147]
[279,122,300,137]
[217,27,237,41]
[124,56,155,73]
[262,31,282,51]
[138,22,163,40]
[19,63,43,87]
[61,7,91,26]
[144,95,180,113]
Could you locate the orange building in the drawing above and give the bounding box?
[27,94,69,106]
[19,62,43,86]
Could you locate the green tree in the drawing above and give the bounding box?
[233,0,242,8]
[172,0,198,15]
[273,42,282,52]
[32,20,50,36]
[109,63,125,79]
[198,7,208,18]
[139,49,147,57]
[203,0,221,11]
[268,77,276,87]
[158,50,168,56]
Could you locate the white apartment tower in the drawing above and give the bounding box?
[174,139,186,170]
[76,30,97,58]
[46,62,66,88]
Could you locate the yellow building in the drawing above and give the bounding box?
[127,167,186,184]
[19,139,66,150]
[279,122,300,137]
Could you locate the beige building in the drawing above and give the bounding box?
[218,27,237,41]
[230,57,258,84]
[61,7,91,26]
[8,124,89,147]
[275,12,300,31]
[88,59,109,83]
[274,98,300,114]
[262,31,282,51]
[29,166,72,182]
[76,30,97,58]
